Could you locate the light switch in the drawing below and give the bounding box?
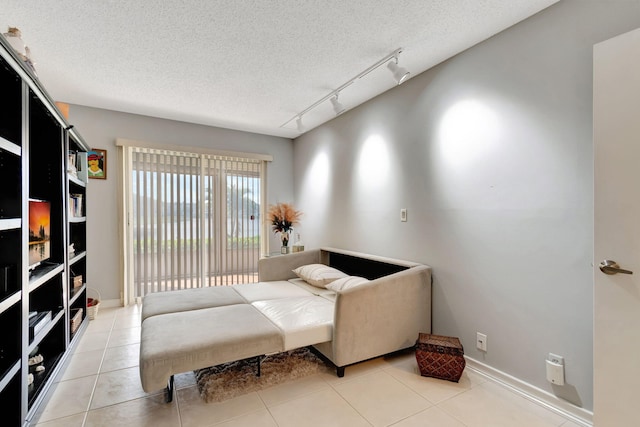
[400,208,407,222]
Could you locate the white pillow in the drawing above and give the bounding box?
[292,264,348,288]
[326,276,369,291]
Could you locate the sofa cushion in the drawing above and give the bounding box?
[292,263,348,288]
[140,304,284,392]
[253,297,334,351]
[325,276,369,291]
[141,286,245,321]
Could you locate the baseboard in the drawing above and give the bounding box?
[100,298,122,308]
[465,357,593,427]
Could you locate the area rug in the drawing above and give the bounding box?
[194,347,332,403]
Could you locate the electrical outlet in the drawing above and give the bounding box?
[476,332,487,351]
[548,353,564,365]
[546,353,565,385]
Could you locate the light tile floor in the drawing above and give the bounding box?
[34,305,583,427]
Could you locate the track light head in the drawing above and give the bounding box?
[387,59,410,85]
[296,116,305,133]
[330,95,346,115]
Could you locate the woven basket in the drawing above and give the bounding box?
[87,288,101,320]
[415,333,466,382]
[70,308,83,333]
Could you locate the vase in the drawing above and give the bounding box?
[280,231,290,254]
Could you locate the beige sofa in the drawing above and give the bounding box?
[139,247,432,401]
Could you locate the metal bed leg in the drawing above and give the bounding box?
[255,355,265,377]
[165,375,175,403]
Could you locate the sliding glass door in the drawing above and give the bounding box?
[123,146,265,300]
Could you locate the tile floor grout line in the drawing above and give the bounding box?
[36,309,125,425]
[329,378,376,427]
[434,394,474,427]
[83,310,152,423]
[174,383,184,427]
[337,368,433,427]
[82,313,115,423]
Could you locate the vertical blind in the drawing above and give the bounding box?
[129,147,263,298]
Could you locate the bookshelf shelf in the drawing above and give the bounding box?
[0,360,20,393]
[0,290,20,314]
[28,263,64,293]
[0,218,21,230]
[0,136,21,156]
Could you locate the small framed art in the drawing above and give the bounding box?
[88,148,107,179]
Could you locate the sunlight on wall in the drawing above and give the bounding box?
[297,149,331,245]
[357,134,390,187]
[352,134,395,247]
[438,99,501,168]
[307,150,330,196]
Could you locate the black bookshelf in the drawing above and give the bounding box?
[0,34,90,426]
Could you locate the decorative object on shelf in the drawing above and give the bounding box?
[292,233,305,253]
[27,353,43,366]
[28,350,46,374]
[70,308,83,333]
[72,274,83,288]
[267,202,302,254]
[2,27,37,74]
[87,148,107,179]
[67,150,78,177]
[28,351,46,376]
[280,230,290,254]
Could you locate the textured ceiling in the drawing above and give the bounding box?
[2,1,558,139]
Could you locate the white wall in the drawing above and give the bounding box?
[66,105,294,302]
[292,0,640,411]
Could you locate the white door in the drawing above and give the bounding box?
[593,27,640,426]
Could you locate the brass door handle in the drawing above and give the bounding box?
[599,260,633,275]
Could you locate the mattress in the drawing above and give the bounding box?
[252,296,334,350]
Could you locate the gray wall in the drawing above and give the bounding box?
[67,105,294,302]
[292,0,640,411]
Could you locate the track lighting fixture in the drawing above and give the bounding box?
[281,48,410,132]
[387,57,410,85]
[330,94,345,115]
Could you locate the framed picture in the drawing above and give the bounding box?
[88,148,107,179]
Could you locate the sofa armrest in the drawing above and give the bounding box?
[258,249,321,282]
[330,265,432,367]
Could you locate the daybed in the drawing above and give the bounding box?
[139,247,432,400]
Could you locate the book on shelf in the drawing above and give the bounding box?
[29,311,52,339]
[69,193,83,217]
